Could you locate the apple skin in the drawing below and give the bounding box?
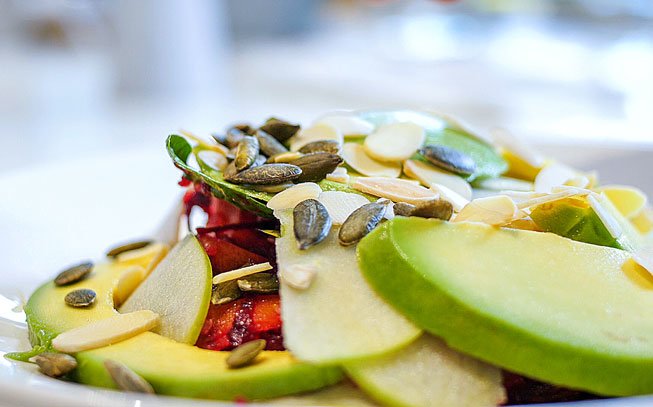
[357,217,653,396]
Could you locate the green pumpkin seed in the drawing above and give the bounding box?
[293,199,332,250]
[259,118,300,142]
[338,200,390,246]
[393,199,453,220]
[228,164,302,185]
[54,261,93,286]
[64,288,96,308]
[33,352,77,378]
[104,359,155,394]
[237,273,279,293]
[212,280,242,305]
[211,132,228,146]
[252,154,267,168]
[256,130,289,157]
[106,240,152,258]
[234,136,260,171]
[298,140,341,155]
[419,145,477,176]
[289,152,344,183]
[225,125,254,148]
[223,160,240,181]
[226,339,267,369]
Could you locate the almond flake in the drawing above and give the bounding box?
[52,310,160,353]
[491,127,545,168]
[517,189,591,210]
[325,172,350,184]
[352,177,437,204]
[279,264,316,290]
[266,183,322,211]
[342,143,401,178]
[534,162,579,193]
[290,123,343,152]
[430,183,470,212]
[314,114,374,137]
[404,159,472,200]
[196,150,228,171]
[454,195,518,226]
[212,262,273,285]
[363,122,425,162]
[474,177,533,192]
[317,191,370,224]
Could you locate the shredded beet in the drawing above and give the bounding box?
[503,371,599,405]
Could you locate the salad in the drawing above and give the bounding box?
[9,110,653,407]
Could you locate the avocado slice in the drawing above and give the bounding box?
[358,217,653,396]
[24,259,342,400]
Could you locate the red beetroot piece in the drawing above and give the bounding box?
[196,295,284,351]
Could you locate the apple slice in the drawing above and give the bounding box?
[358,217,653,396]
[275,210,420,363]
[120,235,212,344]
[345,335,505,407]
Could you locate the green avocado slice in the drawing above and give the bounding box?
[357,217,653,396]
[23,260,342,400]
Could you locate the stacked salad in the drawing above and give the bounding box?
[12,110,653,407]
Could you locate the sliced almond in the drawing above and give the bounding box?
[534,162,578,193]
[196,150,228,171]
[52,310,160,353]
[491,127,545,168]
[212,262,273,285]
[474,177,533,192]
[352,177,437,205]
[588,194,623,241]
[279,264,316,290]
[517,189,592,210]
[454,195,519,226]
[596,185,648,219]
[363,122,425,162]
[404,159,472,200]
[342,143,401,178]
[290,123,343,152]
[317,191,371,224]
[501,190,548,203]
[266,183,322,211]
[314,114,374,137]
[430,183,470,212]
[325,172,350,184]
[115,243,170,278]
[113,266,146,308]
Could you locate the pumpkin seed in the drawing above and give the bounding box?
[289,152,343,183]
[419,145,477,176]
[293,199,332,250]
[237,273,279,293]
[106,240,153,258]
[260,118,300,142]
[298,140,341,155]
[228,164,302,185]
[251,182,294,193]
[104,359,155,394]
[256,129,289,157]
[226,339,267,368]
[54,261,93,286]
[212,280,242,305]
[211,132,228,146]
[32,352,77,378]
[393,199,453,220]
[64,288,96,308]
[430,183,470,212]
[338,200,390,246]
[234,136,260,171]
[267,151,304,164]
[221,127,248,148]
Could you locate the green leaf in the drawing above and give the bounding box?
[166,135,374,217]
[358,110,507,182]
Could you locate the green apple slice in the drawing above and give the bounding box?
[358,217,653,396]
[275,211,420,363]
[345,335,505,407]
[120,235,212,344]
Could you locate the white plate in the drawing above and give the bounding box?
[0,145,652,407]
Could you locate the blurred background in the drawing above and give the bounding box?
[1,0,652,175]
